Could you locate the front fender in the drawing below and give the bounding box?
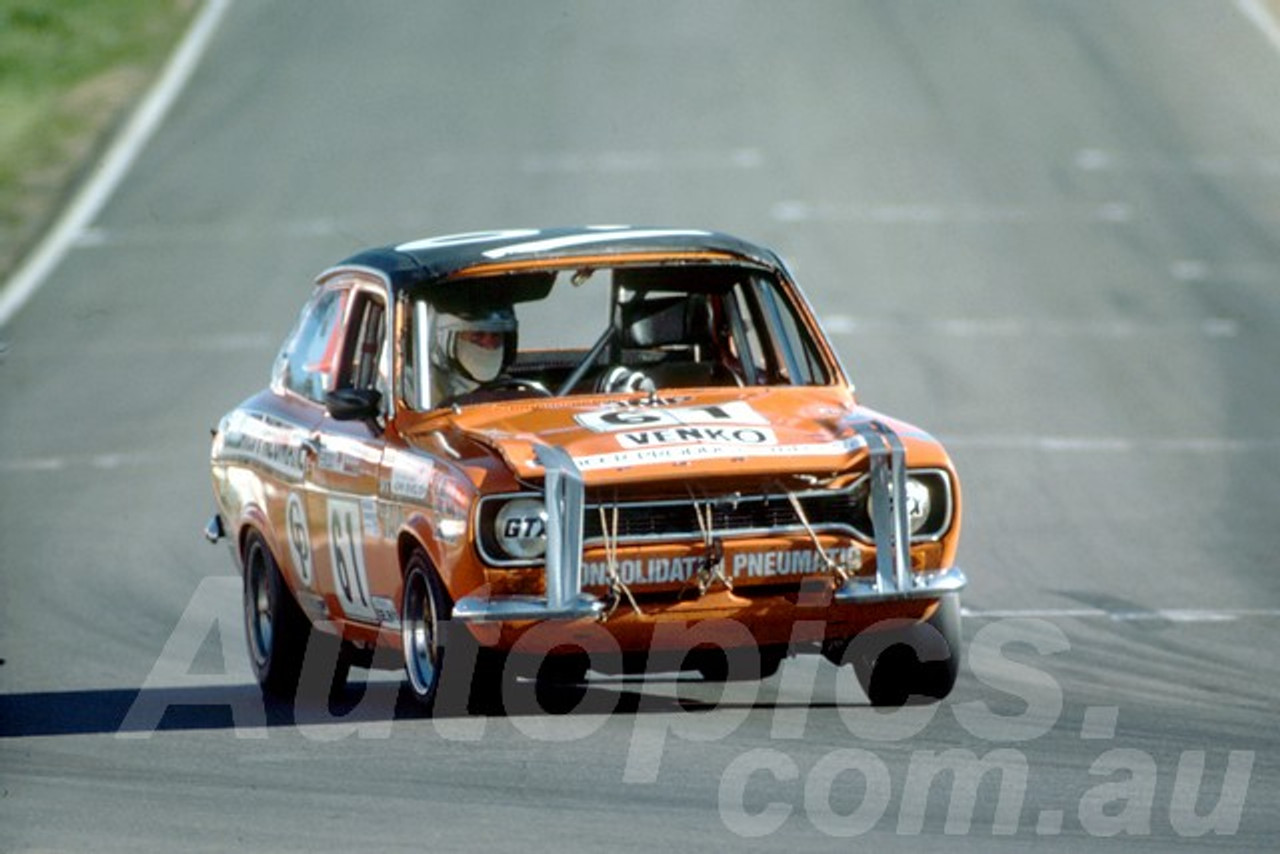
[396,512,485,604]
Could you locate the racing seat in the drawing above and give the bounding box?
[620,293,737,388]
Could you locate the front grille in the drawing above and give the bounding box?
[582,487,867,542]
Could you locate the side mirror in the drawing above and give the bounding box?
[325,387,382,422]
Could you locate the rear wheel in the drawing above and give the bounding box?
[243,531,309,698]
[530,648,591,714]
[825,594,962,706]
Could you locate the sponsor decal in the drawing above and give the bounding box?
[578,400,783,454]
[317,436,380,478]
[318,449,364,477]
[425,474,470,522]
[371,596,399,627]
[361,497,380,539]
[730,546,860,578]
[577,400,768,434]
[219,410,307,480]
[285,491,314,586]
[617,425,777,449]
[581,546,861,587]
[574,437,865,471]
[610,394,690,409]
[383,448,470,535]
[386,449,434,500]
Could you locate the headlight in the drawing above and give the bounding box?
[867,475,940,536]
[494,498,547,560]
[903,478,932,534]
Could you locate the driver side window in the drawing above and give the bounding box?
[281,288,348,404]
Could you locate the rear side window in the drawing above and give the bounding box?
[278,288,348,403]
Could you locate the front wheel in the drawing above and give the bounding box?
[401,556,449,709]
[824,594,962,706]
[400,552,501,712]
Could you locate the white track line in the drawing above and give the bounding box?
[964,607,1280,622]
[939,435,1278,453]
[1236,0,1280,53]
[0,0,234,328]
[0,452,161,473]
[824,314,1240,339]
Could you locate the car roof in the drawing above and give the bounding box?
[323,227,783,293]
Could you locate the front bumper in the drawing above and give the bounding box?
[453,592,606,624]
[833,564,967,603]
[452,565,968,624]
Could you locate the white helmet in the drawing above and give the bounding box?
[432,307,517,390]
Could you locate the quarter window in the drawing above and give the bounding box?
[341,292,387,397]
[281,288,348,403]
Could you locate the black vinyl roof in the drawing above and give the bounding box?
[326,227,782,293]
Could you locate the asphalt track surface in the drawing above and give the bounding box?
[2,1,1280,850]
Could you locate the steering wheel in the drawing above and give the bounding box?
[596,366,655,394]
[486,376,553,396]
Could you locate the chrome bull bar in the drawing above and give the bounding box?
[835,418,966,603]
[453,444,604,624]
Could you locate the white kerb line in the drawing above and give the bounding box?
[0,0,235,328]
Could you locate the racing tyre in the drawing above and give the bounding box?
[531,649,591,715]
[401,555,449,709]
[826,594,962,707]
[243,531,309,698]
[401,551,497,712]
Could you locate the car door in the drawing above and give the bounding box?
[266,283,349,612]
[304,277,397,631]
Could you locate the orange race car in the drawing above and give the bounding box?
[206,227,967,710]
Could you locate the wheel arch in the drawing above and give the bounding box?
[235,503,275,569]
[396,513,485,604]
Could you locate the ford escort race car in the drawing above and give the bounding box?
[206,227,967,710]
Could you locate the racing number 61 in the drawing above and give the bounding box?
[327,499,371,614]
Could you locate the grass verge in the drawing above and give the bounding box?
[0,0,196,279]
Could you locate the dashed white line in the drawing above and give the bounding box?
[771,199,1155,225]
[1075,148,1114,172]
[772,200,1034,225]
[1073,146,1280,178]
[1167,260,1279,285]
[940,436,1276,454]
[521,148,764,174]
[823,314,1240,340]
[0,453,162,474]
